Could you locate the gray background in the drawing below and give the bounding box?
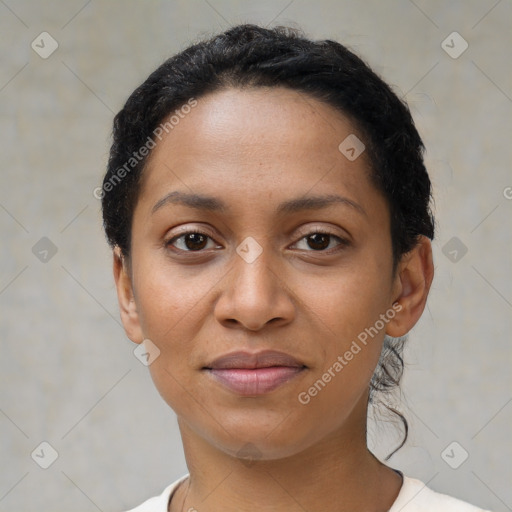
[1,1,511,511]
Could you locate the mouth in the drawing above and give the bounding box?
[203,350,307,396]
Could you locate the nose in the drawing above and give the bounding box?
[214,242,295,331]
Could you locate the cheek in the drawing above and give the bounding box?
[299,258,393,405]
[132,258,219,410]
[305,263,392,346]
[294,277,388,439]
[133,258,206,340]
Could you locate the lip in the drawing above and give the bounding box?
[205,350,305,370]
[203,350,307,396]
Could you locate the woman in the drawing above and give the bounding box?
[101,24,491,512]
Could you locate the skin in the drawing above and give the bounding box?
[113,87,434,512]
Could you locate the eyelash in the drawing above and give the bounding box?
[164,229,349,254]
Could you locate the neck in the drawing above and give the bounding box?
[170,400,402,512]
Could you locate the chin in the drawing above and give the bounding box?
[220,434,312,463]
[201,414,327,463]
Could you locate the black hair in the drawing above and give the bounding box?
[101,23,435,459]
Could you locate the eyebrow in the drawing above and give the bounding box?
[151,191,367,217]
[276,194,366,216]
[151,191,227,215]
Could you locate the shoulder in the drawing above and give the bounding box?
[390,475,492,512]
[123,474,189,512]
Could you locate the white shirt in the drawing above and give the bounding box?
[125,473,491,511]
[128,474,489,512]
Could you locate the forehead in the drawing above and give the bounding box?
[138,86,377,212]
[150,86,362,158]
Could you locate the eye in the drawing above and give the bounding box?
[292,230,349,252]
[166,231,220,252]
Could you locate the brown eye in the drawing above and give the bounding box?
[292,231,349,253]
[306,233,331,250]
[183,233,208,250]
[167,231,217,252]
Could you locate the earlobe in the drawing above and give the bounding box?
[386,236,434,338]
[113,247,144,344]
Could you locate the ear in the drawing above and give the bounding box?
[112,246,144,344]
[386,236,434,337]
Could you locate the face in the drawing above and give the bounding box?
[116,87,413,461]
